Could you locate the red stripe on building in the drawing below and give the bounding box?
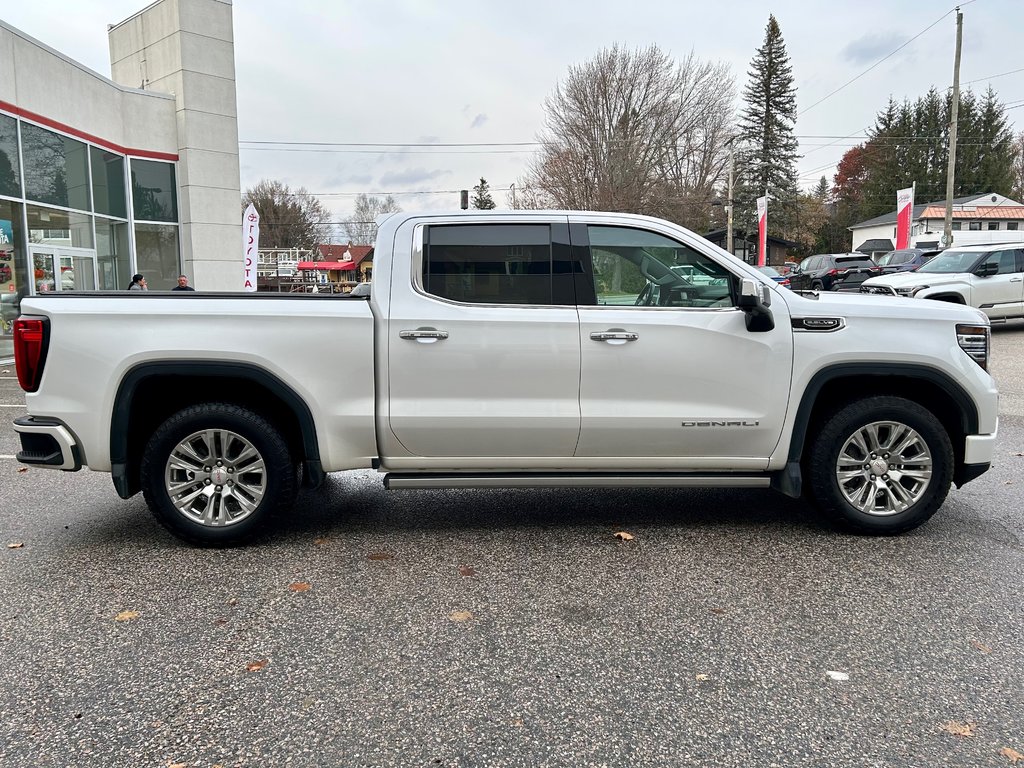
[0,99,179,162]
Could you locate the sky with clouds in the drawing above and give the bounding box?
[3,0,1022,233]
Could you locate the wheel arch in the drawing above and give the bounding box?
[786,363,977,475]
[110,361,323,499]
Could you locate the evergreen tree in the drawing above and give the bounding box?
[736,14,800,236]
[471,178,496,209]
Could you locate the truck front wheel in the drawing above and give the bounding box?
[807,396,953,534]
[141,403,297,546]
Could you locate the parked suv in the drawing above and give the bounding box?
[861,244,1024,321]
[875,248,941,274]
[788,253,880,292]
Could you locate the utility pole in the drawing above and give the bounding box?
[726,138,735,255]
[943,7,963,246]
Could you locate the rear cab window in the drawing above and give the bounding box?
[420,223,575,305]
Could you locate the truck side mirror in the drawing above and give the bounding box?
[738,279,775,332]
[975,262,999,277]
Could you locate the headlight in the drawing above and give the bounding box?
[956,323,990,370]
[896,285,929,297]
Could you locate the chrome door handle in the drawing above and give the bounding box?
[590,330,639,343]
[400,328,449,343]
[1011,277,1023,282]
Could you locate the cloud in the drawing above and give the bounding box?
[379,168,451,186]
[324,173,374,186]
[470,113,488,129]
[841,33,908,65]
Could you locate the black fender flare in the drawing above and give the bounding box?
[110,361,323,498]
[771,363,980,498]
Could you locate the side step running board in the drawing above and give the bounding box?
[383,472,771,490]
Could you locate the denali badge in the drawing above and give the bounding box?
[681,420,760,427]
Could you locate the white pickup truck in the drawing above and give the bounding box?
[12,211,999,544]
[860,243,1024,320]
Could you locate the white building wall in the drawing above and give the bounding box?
[108,0,242,291]
[0,21,178,155]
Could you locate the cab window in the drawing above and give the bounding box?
[422,224,553,305]
[585,225,734,308]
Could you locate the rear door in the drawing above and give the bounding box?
[573,220,793,466]
[387,219,582,458]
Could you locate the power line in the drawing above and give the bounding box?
[798,4,968,117]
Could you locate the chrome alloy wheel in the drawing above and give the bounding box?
[835,420,933,516]
[164,429,267,527]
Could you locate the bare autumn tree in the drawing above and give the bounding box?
[1011,130,1024,202]
[242,179,331,250]
[515,45,735,230]
[343,193,402,245]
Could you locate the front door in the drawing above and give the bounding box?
[573,221,793,467]
[28,246,97,294]
[974,248,1024,319]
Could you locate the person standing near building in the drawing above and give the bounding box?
[128,274,147,291]
[172,274,195,291]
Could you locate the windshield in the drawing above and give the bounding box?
[917,250,985,274]
[758,266,781,277]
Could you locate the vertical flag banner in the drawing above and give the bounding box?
[895,186,915,250]
[756,196,768,267]
[243,203,260,292]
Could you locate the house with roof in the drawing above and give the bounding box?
[850,193,1024,259]
[703,228,799,267]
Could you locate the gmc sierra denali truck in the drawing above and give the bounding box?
[12,211,998,545]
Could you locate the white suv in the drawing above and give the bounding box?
[860,243,1024,321]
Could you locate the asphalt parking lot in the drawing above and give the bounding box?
[0,327,1022,767]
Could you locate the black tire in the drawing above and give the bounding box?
[807,396,953,535]
[141,403,297,546]
[810,280,825,291]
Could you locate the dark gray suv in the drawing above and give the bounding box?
[788,253,881,292]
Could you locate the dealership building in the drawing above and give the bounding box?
[0,0,242,356]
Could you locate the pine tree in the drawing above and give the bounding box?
[471,178,496,209]
[736,14,800,236]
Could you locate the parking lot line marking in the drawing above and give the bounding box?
[0,404,26,407]
[0,455,16,460]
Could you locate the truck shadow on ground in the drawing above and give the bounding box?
[264,472,833,540]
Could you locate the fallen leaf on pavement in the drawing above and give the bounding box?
[695,674,710,681]
[288,582,311,592]
[458,565,476,577]
[17,467,28,473]
[367,552,394,561]
[168,762,187,768]
[971,640,992,653]
[313,537,331,545]
[7,542,24,549]
[941,721,977,738]
[1000,747,1024,763]
[245,659,268,672]
[114,610,140,622]
[449,610,473,622]
[825,671,849,681]
[614,531,634,541]
[710,608,726,615]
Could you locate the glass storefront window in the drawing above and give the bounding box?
[1,200,26,351]
[131,159,178,222]
[96,218,131,291]
[135,223,180,289]
[0,114,20,198]
[26,205,94,249]
[91,148,127,218]
[21,123,91,211]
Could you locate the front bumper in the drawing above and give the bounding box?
[13,416,83,471]
[954,428,998,488]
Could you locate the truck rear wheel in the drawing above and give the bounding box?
[807,396,953,534]
[141,403,297,546]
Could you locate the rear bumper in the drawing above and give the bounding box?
[13,416,83,471]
